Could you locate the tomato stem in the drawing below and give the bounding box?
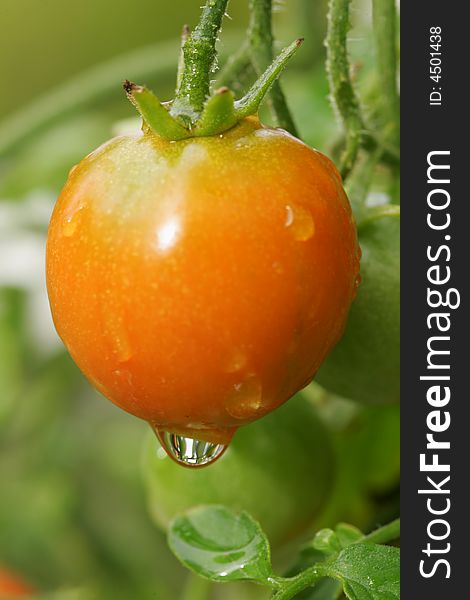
[122,0,302,140]
[357,203,401,230]
[325,0,365,180]
[176,24,191,93]
[216,41,253,91]
[345,147,380,220]
[271,567,326,600]
[372,0,400,150]
[362,518,400,544]
[248,0,299,136]
[172,0,229,124]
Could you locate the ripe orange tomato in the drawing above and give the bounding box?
[46,116,359,444]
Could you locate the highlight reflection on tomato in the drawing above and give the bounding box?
[46,116,360,450]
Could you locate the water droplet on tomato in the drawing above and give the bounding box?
[62,218,78,237]
[284,205,315,241]
[62,205,85,237]
[153,429,228,468]
[225,375,263,419]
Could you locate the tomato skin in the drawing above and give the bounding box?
[142,395,334,547]
[316,216,399,404]
[46,116,359,441]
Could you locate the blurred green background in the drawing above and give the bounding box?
[0,1,398,599]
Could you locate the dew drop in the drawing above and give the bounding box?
[153,429,228,468]
[225,375,263,419]
[62,205,84,237]
[284,204,315,241]
[62,218,78,238]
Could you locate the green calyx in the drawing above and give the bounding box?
[124,0,303,141]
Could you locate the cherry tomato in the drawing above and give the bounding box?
[46,116,360,443]
[316,216,399,404]
[142,395,334,546]
[0,568,33,599]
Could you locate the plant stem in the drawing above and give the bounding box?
[176,25,191,92]
[216,41,253,91]
[345,148,380,219]
[363,518,400,544]
[362,132,400,167]
[326,0,365,179]
[173,0,229,122]
[181,573,212,600]
[372,0,399,149]
[248,0,299,135]
[272,567,326,600]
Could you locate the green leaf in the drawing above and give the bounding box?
[168,505,275,585]
[324,543,400,600]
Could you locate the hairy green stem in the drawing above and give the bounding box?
[248,0,298,135]
[326,0,365,179]
[363,132,400,166]
[216,40,253,91]
[363,518,400,544]
[372,0,399,149]
[272,567,325,600]
[346,148,380,219]
[176,24,191,92]
[173,0,229,122]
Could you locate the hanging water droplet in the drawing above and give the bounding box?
[284,204,315,241]
[225,375,263,419]
[153,428,228,468]
[62,204,85,237]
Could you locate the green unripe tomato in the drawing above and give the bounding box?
[142,395,334,547]
[316,215,399,404]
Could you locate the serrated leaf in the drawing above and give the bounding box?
[323,543,399,600]
[168,505,275,584]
